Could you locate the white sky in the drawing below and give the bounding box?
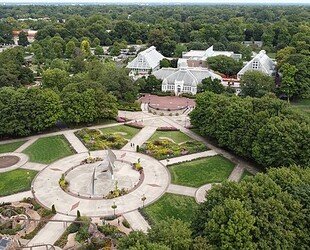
[1,0,309,3]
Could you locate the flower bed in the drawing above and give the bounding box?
[115,116,131,123]
[140,139,207,160]
[156,126,179,131]
[125,122,144,129]
[75,128,127,150]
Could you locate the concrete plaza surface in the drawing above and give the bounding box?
[32,150,170,217]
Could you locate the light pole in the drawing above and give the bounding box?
[141,194,146,208]
[112,200,117,216]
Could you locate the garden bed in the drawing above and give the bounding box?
[76,128,127,150]
[140,139,207,160]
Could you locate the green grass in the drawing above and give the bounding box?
[149,131,194,144]
[292,98,310,106]
[0,169,37,196]
[23,135,74,164]
[240,170,254,181]
[143,193,198,224]
[267,52,276,59]
[100,125,140,140]
[169,156,235,187]
[0,141,26,154]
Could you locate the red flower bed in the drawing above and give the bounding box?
[125,122,144,129]
[156,126,179,131]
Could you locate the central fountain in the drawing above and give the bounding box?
[65,149,140,199]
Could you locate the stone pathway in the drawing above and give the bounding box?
[160,150,218,166]
[14,138,38,153]
[27,213,72,249]
[167,184,197,197]
[123,210,150,233]
[0,191,32,203]
[122,126,157,152]
[63,131,88,153]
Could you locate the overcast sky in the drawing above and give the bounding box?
[1,0,309,4]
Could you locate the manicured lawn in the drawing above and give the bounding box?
[23,135,74,164]
[0,169,37,196]
[169,156,235,187]
[291,99,310,118]
[0,141,26,154]
[149,131,194,144]
[240,170,254,181]
[143,193,198,224]
[100,125,140,140]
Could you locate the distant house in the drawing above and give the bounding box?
[127,46,164,76]
[237,50,276,79]
[243,40,263,48]
[180,45,242,68]
[12,29,37,45]
[153,67,222,95]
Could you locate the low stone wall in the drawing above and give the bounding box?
[148,104,187,116]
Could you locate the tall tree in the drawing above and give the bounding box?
[240,70,274,97]
[18,31,29,46]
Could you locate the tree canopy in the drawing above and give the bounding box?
[190,92,309,168]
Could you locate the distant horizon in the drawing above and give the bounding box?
[1,0,310,5]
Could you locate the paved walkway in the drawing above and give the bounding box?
[27,213,72,249]
[228,164,245,181]
[123,210,150,233]
[14,138,38,153]
[122,126,157,152]
[160,150,218,166]
[0,191,32,202]
[21,162,47,172]
[167,184,197,197]
[63,131,88,153]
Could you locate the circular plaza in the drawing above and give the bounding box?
[32,150,170,217]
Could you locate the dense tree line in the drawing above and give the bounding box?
[1,5,309,57]
[190,92,310,168]
[0,84,117,137]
